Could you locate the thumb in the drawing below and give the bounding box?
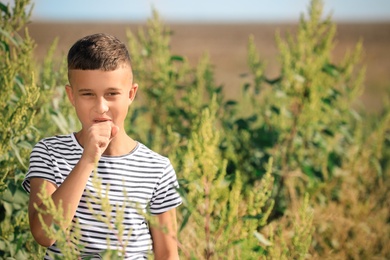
[110,125,119,139]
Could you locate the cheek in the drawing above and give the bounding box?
[74,101,90,118]
[118,103,129,115]
[114,101,130,118]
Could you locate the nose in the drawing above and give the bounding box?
[95,97,109,114]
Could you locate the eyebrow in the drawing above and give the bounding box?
[77,88,122,93]
[106,88,122,92]
[78,88,93,93]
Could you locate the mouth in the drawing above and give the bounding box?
[93,118,111,123]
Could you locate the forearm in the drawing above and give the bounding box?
[151,228,180,260]
[151,209,180,259]
[29,157,95,246]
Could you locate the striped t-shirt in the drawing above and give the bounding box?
[22,133,182,259]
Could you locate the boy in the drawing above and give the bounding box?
[22,33,182,259]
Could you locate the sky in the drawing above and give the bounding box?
[8,0,390,23]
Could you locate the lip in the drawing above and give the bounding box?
[93,118,112,123]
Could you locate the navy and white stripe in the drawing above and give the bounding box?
[22,133,182,259]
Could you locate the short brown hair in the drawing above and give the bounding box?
[67,33,131,71]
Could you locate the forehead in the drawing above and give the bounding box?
[68,66,133,87]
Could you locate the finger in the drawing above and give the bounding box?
[91,122,112,137]
[110,125,119,139]
[97,137,110,149]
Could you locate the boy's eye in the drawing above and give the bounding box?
[107,92,119,96]
[82,93,94,96]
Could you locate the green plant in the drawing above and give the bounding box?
[126,10,225,155]
[2,0,388,258]
[264,193,314,260]
[0,0,38,191]
[223,0,365,219]
[309,108,390,259]
[0,0,43,258]
[32,174,147,260]
[33,37,79,136]
[176,98,275,259]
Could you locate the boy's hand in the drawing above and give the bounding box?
[82,121,119,163]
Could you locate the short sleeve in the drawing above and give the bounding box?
[149,160,182,215]
[22,140,59,193]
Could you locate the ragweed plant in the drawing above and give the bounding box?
[223,0,366,219]
[2,0,388,259]
[34,37,79,136]
[85,170,131,258]
[0,0,39,191]
[0,0,42,258]
[125,10,191,152]
[309,108,390,259]
[126,10,225,156]
[33,182,83,260]
[177,97,274,259]
[270,0,364,182]
[33,168,157,259]
[265,193,314,260]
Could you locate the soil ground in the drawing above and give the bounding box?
[27,22,390,113]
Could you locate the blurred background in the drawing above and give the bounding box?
[13,0,390,113]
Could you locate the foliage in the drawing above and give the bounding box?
[223,0,366,219]
[31,175,149,259]
[176,98,274,258]
[0,0,389,259]
[33,37,79,136]
[0,0,37,191]
[32,182,83,259]
[126,10,224,155]
[309,109,390,259]
[265,193,314,260]
[0,0,44,258]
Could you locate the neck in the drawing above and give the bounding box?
[103,133,137,156]
[75,130,137,156]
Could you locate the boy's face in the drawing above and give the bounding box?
[65,66,137,133]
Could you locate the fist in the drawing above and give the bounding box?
[83,121,119,163]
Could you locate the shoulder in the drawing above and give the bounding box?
[38,133,73,144]
[133,143,171,166]
[32,133,80,154]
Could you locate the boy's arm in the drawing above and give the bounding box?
[28,121,117,247]
[28,158,95,247]
[150,208,180,260]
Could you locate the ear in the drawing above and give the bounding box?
[65,85,75,106]
[129,83,138,102]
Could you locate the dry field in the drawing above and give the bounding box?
[28,22,390,113]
